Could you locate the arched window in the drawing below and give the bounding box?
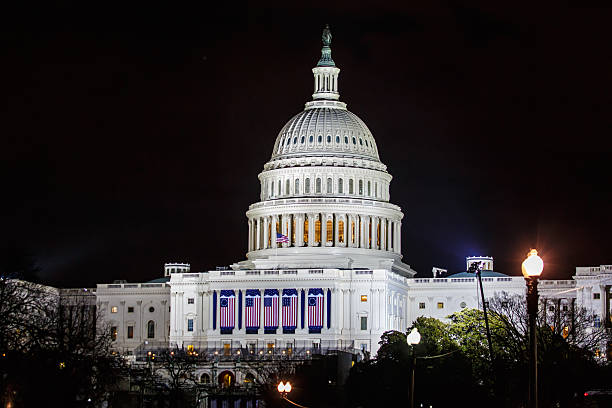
[351,220,356,244]
[318,135,322,143]
[352,137,356,144]
[293,137,297,144]
[338,220,344,243]
[359,138,363,146]
[201,373,211,384]
[301,136,305,144]
[295,179,300,194]
[326,219,333,242]
[327,135,331,143]
[368,181,371,196]
[316,178,322,194]
[349,179,354,194]
[304,218,309,244]
[147,320,155,339]
[218,371,235,388]
[338,178,343,194]
[359,180,363,195]
[315,219,321,243]
[286,137,291,145]
[286,179,290,195]
[344,136,349,144]
[336,136,340,143]
[305,178,310,194]
[309,135,314,143]
[327,178,332,194]
[377,222,381,247]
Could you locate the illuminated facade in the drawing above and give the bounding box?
[95,28,611,367]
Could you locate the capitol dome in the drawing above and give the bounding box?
[234,26,414,277]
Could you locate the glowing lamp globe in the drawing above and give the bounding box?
[277,382,285,393]
[285,382,292,393]
[521,249,544,278]
[406,327,421,345]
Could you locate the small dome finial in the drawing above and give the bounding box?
[317,24,335,67]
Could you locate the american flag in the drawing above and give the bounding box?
[245,290,261,329]
[308,288,324,329]
[276,232,289,243]
[282,289,298,329]
[220,290,235,329]
[264,289,279,329]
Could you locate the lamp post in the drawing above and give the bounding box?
[522,249,544,408]
[407,327,421,408]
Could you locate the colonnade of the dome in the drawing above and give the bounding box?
[247,212,401,254]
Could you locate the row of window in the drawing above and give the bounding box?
[110,305,156,313]
[263,177,386,200]
[277,132,375,153]
[111,320,157,341]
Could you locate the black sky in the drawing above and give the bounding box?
[2,2,612,287]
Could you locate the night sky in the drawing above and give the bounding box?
[3,3,612,287]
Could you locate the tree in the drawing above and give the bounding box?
[153,348,198,408]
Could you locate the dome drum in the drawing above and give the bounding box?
[258,166,392,202]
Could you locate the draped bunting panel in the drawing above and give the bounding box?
[264,289,279,333]
[282,289,298,333]
[308,288,324,333]
[245,289,261,334]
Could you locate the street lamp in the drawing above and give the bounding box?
[522,249,544,408]
[407,328,421,408]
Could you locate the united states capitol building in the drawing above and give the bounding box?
[95,28,612,384]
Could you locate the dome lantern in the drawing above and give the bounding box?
[312,25,341,101]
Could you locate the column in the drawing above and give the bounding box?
[272,216,278,248]
[263,217,269,249]
[359,215,365,248]
[247,219,252,252]
[342,289,349,335]
[321,212,327,247]
[381,218,386,250]
[366,216,372,249]
[342,215,348,247]
[371,288,377,330]
[255,219,261,250]
[296,214,304,247]
[387,220,393,252]
[282,214,289,248]
[208,291,214,330]
[333,214,339,247]
[372,217,379,249]
[307,213,315,247]
[396,221,402,253]
[287,214,293,247]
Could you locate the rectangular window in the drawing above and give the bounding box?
[111,306,118,313]
[187,298,194,304]
[419,302,425,309]
[360,316,367,330]
[360,343,368,352]
[187,344,194,352]
[437,302,444,309]
[187,319,194,332]
[361,295,368,302]
[127,325,134,339]
[111,326,117,341]
[223,343,231,356]
[127,306,134,313]
[593,293,601,299]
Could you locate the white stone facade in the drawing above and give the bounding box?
[94,29,611,359]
